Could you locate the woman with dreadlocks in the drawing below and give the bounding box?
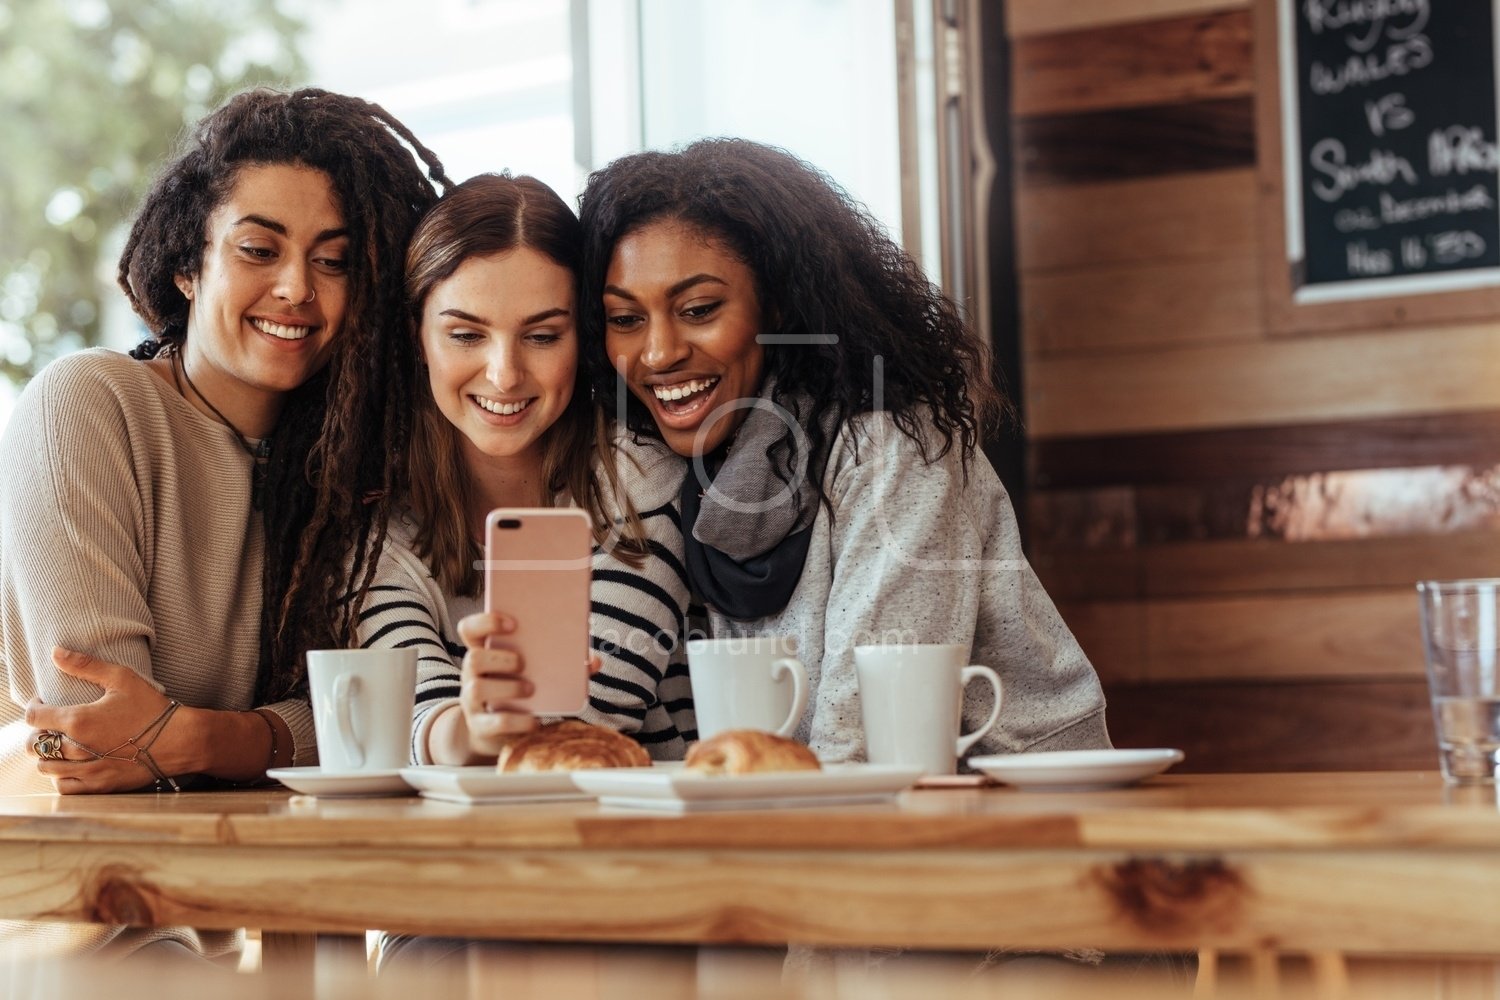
[0,84,446,960]
[0,89,445,796]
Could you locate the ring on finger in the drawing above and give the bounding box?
[33,730,66,761]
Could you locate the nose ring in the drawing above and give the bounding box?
[303,288,316,304]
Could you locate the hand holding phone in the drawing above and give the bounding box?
[483,508,592,715]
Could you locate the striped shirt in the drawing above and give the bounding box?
[356,436,696,762]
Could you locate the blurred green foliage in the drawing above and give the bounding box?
[0,0,308,386]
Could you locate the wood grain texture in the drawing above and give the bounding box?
[1007,0,1248,37]
[1012,10,1252,116]
[1026,486,1138,549]
[1036,531,1500,601]
[1058,599,1148,684]
[8,838,1500,955]
[1016,97,1255,186]
[1062,589,1419,683]
[10,773,1500,851]
[16,788,1500,956]
[1016,168,1257,272]
[1144,589,1420,681]
[1142,532,1500,596]
[1024,319,1500,436]
[1032,468,1500,548]
[1024,252,1262,354]
[1105,680,1435,772]
[1032,410,1500,489]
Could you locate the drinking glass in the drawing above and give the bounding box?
[1418,579,1500,783]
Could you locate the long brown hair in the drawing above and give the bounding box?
[403,173,644,596]
[119,87,451,702]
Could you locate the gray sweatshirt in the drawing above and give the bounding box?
[704,410,1110,762]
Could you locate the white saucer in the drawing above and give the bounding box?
[572,763,922,812]
[399,766,590,804]
[967,749,1184,790]
[266,766,415,798]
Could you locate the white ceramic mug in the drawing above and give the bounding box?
[687,636,810,740]
[854,643,1003,775]
[306,648,418,772]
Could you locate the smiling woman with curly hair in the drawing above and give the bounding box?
[0,87,448,958]
[579,138,1110,763]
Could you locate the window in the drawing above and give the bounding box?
[2,0,930,434]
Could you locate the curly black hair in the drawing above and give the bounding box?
[118,87,451,703]
[577,137,1007,506]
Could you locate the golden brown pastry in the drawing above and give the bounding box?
[683,729,822,776]
[496,720,650,773]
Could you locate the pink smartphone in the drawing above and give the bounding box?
[483,508,592,715]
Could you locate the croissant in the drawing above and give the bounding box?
[496,720,650,773]
[683,729,822,776]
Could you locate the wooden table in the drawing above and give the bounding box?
[1,771,1497,958]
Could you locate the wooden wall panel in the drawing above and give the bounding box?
[1061,591,1419,684]
[1031,465,1500,547]
[1016,168,1257,272]
[1145,589,1420,682]
[1024,254,1262,354]
[1057,601,1147,684]
[1103,680,1436,772]
[1036,532,1500,603]
[1016,97,1254,186]
[1006,1,1496,771]
[1006,0,1247,38]
[1025,320,1500,437]
[1012,10,1251,117]
[1141,535,1500,598]
[1032,411,1500,489]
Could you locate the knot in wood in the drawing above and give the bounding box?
[1098,857,1245,934]
[87,865,157,925]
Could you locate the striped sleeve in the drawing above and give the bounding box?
[352,533,462,766]
[575,498,694,760]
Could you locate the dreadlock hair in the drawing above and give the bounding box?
[402,173,648,597]
[577,138,1008,512]
[117,87,451,703]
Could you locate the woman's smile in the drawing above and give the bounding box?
[471,393,536,423]
[420,249,577,466]
[602,220,765,458]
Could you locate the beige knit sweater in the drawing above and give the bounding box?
[0,348,315,960]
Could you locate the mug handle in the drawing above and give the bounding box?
[955,665,1003,757]
[333,673,364,769]
[770,657,809,738]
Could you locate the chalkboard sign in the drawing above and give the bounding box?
[1280,0,1500,303]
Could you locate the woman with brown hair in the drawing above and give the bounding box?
[353,172,694,767]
